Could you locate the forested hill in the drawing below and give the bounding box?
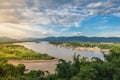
[0,37,17,43]
[23,36,120,43]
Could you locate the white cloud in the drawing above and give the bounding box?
[113,13,120,17]
[0,23,55,38]
[0,0,120,38]
[73,32,81,36]
[86,2,103,8]
[61,28,69,32]
[96,32,120,37]
[0,0,119,25]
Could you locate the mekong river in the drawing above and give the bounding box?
[15,42,104,61]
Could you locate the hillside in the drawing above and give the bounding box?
[0,37,17,43]
[22,36,120,43]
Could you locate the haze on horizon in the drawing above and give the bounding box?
[0,0,120,38]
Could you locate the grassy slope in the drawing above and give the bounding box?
[0,44,54,60]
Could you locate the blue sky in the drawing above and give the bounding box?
[0,0,120,38]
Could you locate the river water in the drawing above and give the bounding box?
[15,42,104,61]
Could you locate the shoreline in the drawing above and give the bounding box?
[59,45,109,52]
[8,59,58,63]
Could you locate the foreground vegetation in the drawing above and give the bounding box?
[49,42,120,49]
[0,45,120,80]
[0,44,54,60]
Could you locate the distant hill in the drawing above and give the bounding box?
[0,37,17,43]
[22,36,120,43]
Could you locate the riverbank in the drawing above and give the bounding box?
[0,43,54,60]
[8,59,58,74]
[59,45,109,52]
[49,42,112,52]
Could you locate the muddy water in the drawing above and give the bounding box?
[15,42,104,61]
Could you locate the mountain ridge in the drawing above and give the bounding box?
[21,36,120,43]
[0,37,17,43]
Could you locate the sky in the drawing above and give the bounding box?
[0,0,120,38]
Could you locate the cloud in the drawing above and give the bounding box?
[86,2,103,8]
[0,23,54,38]
[96,32,120,37]
[0,0,120,38]
[113,13,120,17]
[0,0,119,25]
[73,32,82,36]
[61,28,69,32]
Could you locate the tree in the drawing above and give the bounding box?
[16,64,25,75]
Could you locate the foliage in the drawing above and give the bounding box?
[45,46,120,80]
[0,58,45,80]
[49,42,64,46]
[50,42,120,49]
[1,44,120,80]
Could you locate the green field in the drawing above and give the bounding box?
[0,44,54,60]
